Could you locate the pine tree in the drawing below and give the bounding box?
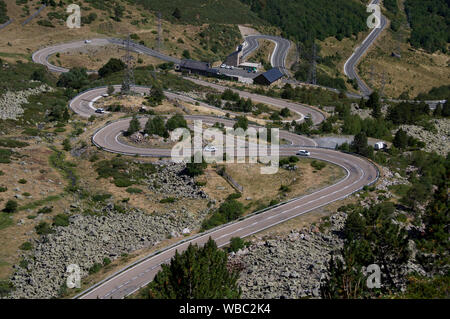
[126,115,141,136]
[393,129,408,149]
[141,238,241,299]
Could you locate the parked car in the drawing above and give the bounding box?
[204,145,217,152]
[220,64,226,68]
[84,40,92,44]
[226,65,231,69]
[95,108,105,114]
[101,93,109,97]
[296,150,310,156]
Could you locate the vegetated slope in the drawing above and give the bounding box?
[239,0,367,42]
[0,0,8,24]
[132,0,264,25]
[404,0,449,53]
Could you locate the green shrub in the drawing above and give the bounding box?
[18,179,27,184]
[88,263,102,274]
[0,186,7,192]
[126,187,143,194]
[20,242,33,251]
[114,178,133,188]
[37,206,53,214]
[226,193,242,200]
[160,197,176,203]
[229,237,245,252]
[3,200,18,213]
[92,193,112,202]
[35,221,53,235]
[311,160,326,170]
[279,185,290,192]
[103,257,111,266]
[52,214,70,227]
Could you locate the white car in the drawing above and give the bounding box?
[230,66,234,70]
[204,145,217,152]
[101,93,109,97]
[225,65,231,69]
[296,150,310,156]
[84,40,91,44]
[95,108,105,114]
[220,64,226,68]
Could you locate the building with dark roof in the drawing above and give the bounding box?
[223,45,243,67]
[176,59,220,77]
[253,67,284,86]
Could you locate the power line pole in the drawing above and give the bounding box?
[121,34,135,95]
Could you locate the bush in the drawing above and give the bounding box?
[18,179,27,184]
[311,160,326,170]
[37,206,53,214]
[279,185,290,192]
[20,242,33,251]
[92,194,112,202]
[53,214,70,227]
[88,263,102,274]
[229,237,245,252]
[98,58,126,78]
[160,197,176,203]
[126,187,143,194]
[3,200,18,213]
[114,178,133,188]
[0,186,7,192]
[35,221,53,235]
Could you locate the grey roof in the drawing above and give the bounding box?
[259,67,283,83]
[180,59,219,74]
[180,59,210,70]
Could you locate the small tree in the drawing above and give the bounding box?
[233,116,248,131]
[172,7,181,20]
[351,131,372,157]
[393,129,408,149]
[126,115,141,136]
[107,85,115,95]
[3,200,18,213]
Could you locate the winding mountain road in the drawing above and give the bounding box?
[34,38,379,299]
[343,0,387,96]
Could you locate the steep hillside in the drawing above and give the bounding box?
[240,0,367,42]
[132,0,264,25]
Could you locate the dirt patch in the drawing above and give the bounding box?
[201,158,346,214]
[48,44,164,71]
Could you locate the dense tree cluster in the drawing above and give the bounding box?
[387,102,430,125]
[98,58,126,78]
[140,239,241,299]
[321,202,410,298]
[404,0,449,53]
[56,67,89,90]
[240,0,367,42]
[0,0,8,24]
[202,197,245,231]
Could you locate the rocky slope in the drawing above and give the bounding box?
[228,212,347,299]
[9,204,210,299]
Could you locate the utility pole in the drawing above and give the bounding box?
[121,34,135,95]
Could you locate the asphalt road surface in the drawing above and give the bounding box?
[35,40,378,300]
[67,85,377,299]
[242,35,291,75]
[343,0,387,96]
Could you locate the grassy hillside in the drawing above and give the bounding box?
[131,0,264,25]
